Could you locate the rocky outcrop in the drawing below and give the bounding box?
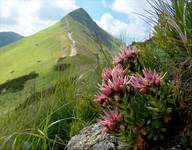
[66,123,129,150]
[66,113,192,150]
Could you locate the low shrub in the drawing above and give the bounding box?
[0,71,38,93]
[53,63,71,71]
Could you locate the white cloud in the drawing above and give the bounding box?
[97,13,149,42]
[0,0,78,36]
[108,0,153,42]
[112,0,151,17]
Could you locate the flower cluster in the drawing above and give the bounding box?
[95,46,168,149]
[143,68,165,86]
[96,65,129,106]
[99,110,124,132]
[113,47,139,66]
[96,66,164,105]
[130,68,165,94]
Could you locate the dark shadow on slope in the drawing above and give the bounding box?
[0,72,38,94]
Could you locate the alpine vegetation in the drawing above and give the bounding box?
[96,47,175,150]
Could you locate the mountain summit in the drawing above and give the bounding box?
[66,8,91,22]
[64,8,97,30]
[65,8,97,31]
[61,8,117,49]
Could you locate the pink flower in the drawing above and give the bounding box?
[119,47,139,62]
[109,65,129,92]
[129,76,150,94]
[112,47,139,66]
[96,65,130,105]
[95,94,108,106]
[101,83,113,96]
[143,68,165,86]
[100,110,124,131]
[108,76,129,93]
[129,68,166,94]
[102,68,112,82]
[111,65,128,77]
[112,56,123,65]
[97,65,130,104]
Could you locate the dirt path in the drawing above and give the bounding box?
[68,32,77,56]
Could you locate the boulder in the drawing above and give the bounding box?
[66,123,129,150]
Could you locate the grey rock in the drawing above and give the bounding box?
[66,123,129,150]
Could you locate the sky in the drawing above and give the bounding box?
[0,0,153,42]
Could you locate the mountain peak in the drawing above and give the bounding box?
[63,8,93,27]
[68,8,88,16]
[61,8,114,49]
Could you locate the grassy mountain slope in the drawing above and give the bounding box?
[0,23,70,84]
[0,8,121,115]
[0,32,23,47]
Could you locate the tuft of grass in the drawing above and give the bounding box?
[148,0,192,61]
[145,0,192,103]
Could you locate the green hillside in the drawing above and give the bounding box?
[0,32,23,47]
[0,8,121,115]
